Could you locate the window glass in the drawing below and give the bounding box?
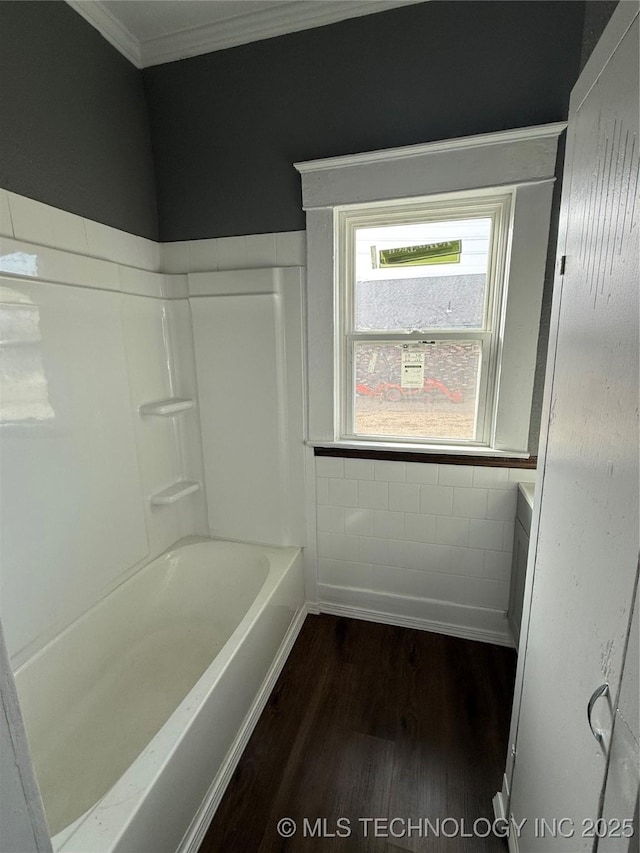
[353,340,482,440]
[354,218,492,332]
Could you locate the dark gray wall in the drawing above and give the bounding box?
[581,0,619,68]
[0,1,158,239]
[143,0,587,241]
[0,1,617,244]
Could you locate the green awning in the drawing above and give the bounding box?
[378,239,461,267]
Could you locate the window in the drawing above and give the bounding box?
[337,191,511,446]
[296,123,565,455]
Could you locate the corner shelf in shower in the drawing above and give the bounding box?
[138,397,196,416]
[150,480,201,506]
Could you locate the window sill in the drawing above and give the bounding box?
[308,440,535,468]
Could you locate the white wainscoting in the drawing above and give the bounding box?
[313,457,536,646]
[162,231,306,273]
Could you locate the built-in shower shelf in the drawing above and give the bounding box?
[150,481,201,506]
[139,397,195,416]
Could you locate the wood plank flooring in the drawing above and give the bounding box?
[198,615,516,853]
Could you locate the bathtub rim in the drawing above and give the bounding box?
[32,536,303,851]
[13,535,287,679]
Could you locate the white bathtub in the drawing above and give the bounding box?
[15,538,306,853]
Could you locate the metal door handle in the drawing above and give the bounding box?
[587,682,609,742]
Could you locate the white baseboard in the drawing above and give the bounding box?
[317,596,514,648]
[177,603,309,853]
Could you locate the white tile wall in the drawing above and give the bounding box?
[420,485,453,516]
[161,240,190,273]
[0,234,120,292]
[315,457,535,617]
[344,508,374,536]
[358,480,388,509]
[275,231,307,267]
[8,193,55,246]
[0,191,306,283]
[344,458,374,480]
[374,460,406,481]
[0,189,14,236]
[50,207,89,255]
[1,191,164,271]
[389,483,420,512]
[84,218,119,263]
[406,464,439,485]
[162,231,306,274]
[244,233,276,268]
[216,235,247,270]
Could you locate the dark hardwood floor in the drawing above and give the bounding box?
[198,615,516,853]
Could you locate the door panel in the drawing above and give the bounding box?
[509,11,639,851]
[599,575,639,852]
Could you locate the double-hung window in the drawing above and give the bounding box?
[337,191,511,446]
[296,123,565,455]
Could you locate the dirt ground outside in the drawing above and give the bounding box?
[354,395,476,440]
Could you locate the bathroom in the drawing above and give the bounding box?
[1,1,638,852]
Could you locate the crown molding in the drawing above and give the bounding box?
[66,1,424,69]
[140,0,423,67]
[66,1,142,67]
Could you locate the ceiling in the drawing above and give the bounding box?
[66,0,425,69]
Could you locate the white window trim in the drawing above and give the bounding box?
[295,122,566,455]
[337,190,512,447]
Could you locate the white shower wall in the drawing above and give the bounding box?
[189,268,306,548]
[0,190,309,667]
[121,295,208,555]
[0,191,208,666]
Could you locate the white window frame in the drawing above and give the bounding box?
[295,123,566,456]
[337,190,512,447]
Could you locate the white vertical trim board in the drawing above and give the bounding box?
[304,207,335,442]
[493,180,555,451]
